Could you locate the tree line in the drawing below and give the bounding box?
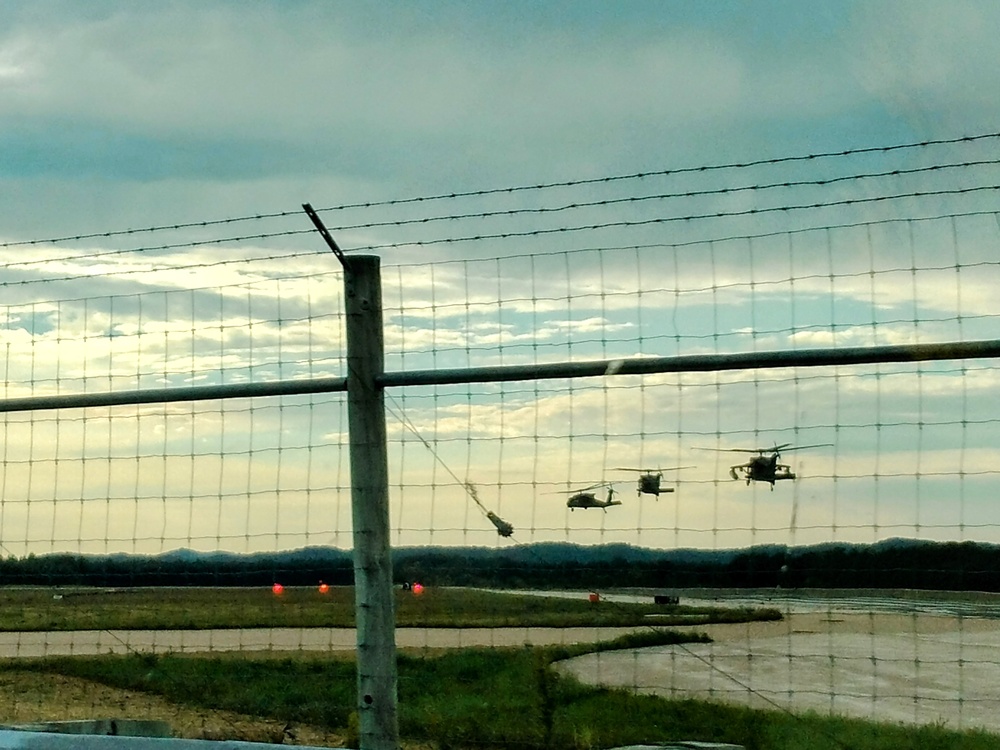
[0,538,997,591]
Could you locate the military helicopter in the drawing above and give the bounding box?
[694,443,831,490]
[557,483,621,511]
[615,466,695,497]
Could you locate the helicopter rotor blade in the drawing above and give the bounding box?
[692,447,758,454]
[697,443,831,455]
[549,481,613,494]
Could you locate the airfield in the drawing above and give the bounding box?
[555,589,1000,734]
[1,588,997,734]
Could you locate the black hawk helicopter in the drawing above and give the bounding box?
[615,466,695,497]
[557,483,621,511]
[694,443,831,489]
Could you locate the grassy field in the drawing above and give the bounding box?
[0,585,780,630]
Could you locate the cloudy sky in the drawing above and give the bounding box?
[1,1,999,556]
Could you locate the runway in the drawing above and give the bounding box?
[554,593,1000,734]
[0,625,643,658]
[3,588,996,734]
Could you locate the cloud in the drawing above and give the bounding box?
[849,0,1000,134]
[0,3,921,190]
[1,2,999,553]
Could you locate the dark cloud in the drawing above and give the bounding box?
[1,1,937,239]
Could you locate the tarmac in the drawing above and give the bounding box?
[555,606,1000,733]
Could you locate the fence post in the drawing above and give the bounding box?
[344,255,398,750]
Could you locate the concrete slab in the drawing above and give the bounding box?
[555,612,1000,733]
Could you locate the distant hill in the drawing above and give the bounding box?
[1,538,997,590]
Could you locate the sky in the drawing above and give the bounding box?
[1,1,999,557]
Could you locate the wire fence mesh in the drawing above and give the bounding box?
[2,133,1000,743]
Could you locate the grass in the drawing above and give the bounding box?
[21,633,999,750]
[0,585,781,630]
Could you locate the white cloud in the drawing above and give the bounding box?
[0,36,32,83]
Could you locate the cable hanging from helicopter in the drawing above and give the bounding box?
[385,394,515,537]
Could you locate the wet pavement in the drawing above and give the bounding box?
[552,591,1000,733]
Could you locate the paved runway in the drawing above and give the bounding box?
[554,603,1000,733]
[0,626,643,658]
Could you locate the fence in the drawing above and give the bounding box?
[1,133,1000,747]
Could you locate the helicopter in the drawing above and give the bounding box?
[615,466,695,497]
[558,483,621,511]
[694,443,831,490]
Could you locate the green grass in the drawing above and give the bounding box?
[21,631,1000,750]
[0,586,780,630]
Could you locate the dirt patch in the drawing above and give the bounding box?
[0,670,348,746]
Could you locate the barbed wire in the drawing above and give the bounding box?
[388,208,1000,269]
[2,131,998,250]
[310,158,1000,230]
[0,248,332,290]
[358,184,1000,253]
[4,191,995,290]
[0,229,321,274]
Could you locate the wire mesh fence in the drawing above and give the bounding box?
[1,133,1000,744]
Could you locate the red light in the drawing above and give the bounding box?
[412,583,424,595]
[272,583,284,595]
[318,583,330,594]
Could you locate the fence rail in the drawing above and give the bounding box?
[2,339,998,414]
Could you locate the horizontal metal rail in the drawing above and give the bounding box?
[0,377,348,414]
[1,339,998,413]
[379,339,1000,387]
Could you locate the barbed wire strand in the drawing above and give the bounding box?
[4,209,996,298]
[3,186,997,287]
[2,131,998,249]
[300,160,1000,238]
[358,184,1000,253]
